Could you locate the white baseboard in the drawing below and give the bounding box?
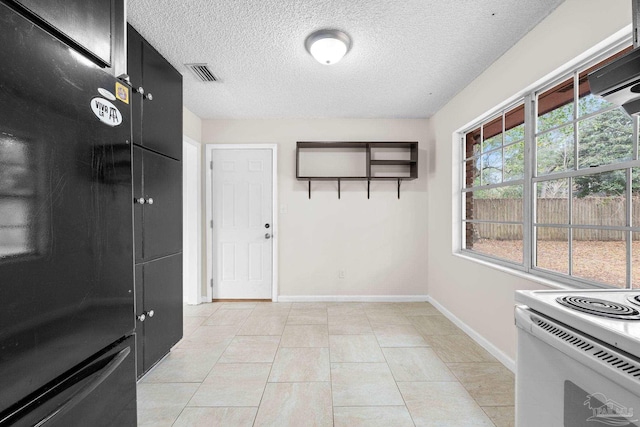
[427,296,516,373]
[277,295,429,303]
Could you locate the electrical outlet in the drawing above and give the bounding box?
[338,269,346,279]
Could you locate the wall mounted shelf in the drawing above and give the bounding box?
[296,141,418,199]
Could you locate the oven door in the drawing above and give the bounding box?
[515,305,640,427]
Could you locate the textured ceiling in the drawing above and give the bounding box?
[127,0,564,119]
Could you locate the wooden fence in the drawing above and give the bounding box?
[472,197,636,241]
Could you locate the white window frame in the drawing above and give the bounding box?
[457,31,638,289]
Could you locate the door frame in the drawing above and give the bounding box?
[183,136,202,305]
[205,144,278,302]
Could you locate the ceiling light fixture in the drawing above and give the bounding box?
[305,29,351,65]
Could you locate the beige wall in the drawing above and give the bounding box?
[202,119,429,298]
[183,107,202,143]
[427,0,631,363]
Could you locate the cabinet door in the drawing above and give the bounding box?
[133,146,144,263]
[141,41,183,160]
[14,0,113,66]
[127,25,143,146]
[142,253,183,372]
[134,264,144,378]
[142,150,182,260]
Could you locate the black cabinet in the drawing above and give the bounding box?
[133,147,182,263]
[11,0,125,73]
[142,254,183,370]
[134,255,182,375]
[127,24,183,160]
[128,25,183,378]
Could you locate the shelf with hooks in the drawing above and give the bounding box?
[296,141,418,199]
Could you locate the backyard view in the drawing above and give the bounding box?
[463,48,640,288]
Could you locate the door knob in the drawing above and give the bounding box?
[147,197,154,205]
[147,310,155,318]
[137,313,146,322]
[145,93,153,101]
[265,233,271,239]
[137,86,144,94]
[135,197,145,204]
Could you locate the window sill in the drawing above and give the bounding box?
[453,251,576,291]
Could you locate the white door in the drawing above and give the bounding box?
[212,149,272,299]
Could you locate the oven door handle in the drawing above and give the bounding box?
[515,305,640,396]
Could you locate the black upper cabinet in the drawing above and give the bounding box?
[127,24,183,160]
[133,146,182,262]
[11,0,125,73]
[128,27,143,150]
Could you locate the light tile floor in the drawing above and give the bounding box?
[138,302,514,427]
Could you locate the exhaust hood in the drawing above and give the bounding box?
[588,48,640,115]
[587,0,640,115]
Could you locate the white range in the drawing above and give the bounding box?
[516,289,640,427]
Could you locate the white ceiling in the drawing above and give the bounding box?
[127,0,564,119]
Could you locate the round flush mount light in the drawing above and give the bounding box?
[305,29,351,65]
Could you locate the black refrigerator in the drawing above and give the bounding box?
[0,2,136,425]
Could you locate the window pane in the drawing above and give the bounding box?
[465,223,523,264]
[504,142,524,181]
[572,170,626,227]
[465,128,481,159]
[483,116,502,152]
[535,227,568,274]
[464,158,480,189]
[537,125,574,176]
[481,150,502,185]
[464,192,473,221]
[633,232,640,289]
[633,168,640,227]
[505,105,525,144]
[472,186,523,222]
[577,108,633,169]
[538,78,574,133]
[578,93,616,117]
[536,178,569,224]
[572,230,626,288]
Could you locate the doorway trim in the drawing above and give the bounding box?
[205,144,279,302]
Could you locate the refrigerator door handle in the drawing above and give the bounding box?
[36,347,131,426]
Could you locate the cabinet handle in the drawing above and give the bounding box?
[147,310,155,318]
[137,86,144,95]
[147,198,154,205]
[265,233,271,239]
[145,93,153,101]
[137,313,146,322]
[135,197,145,204]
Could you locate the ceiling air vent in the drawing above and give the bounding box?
[185,63,218,82]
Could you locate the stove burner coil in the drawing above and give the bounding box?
[556,296,640,320]
[627,295,640,307]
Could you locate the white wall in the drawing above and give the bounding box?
[181,107,206,300]
[427,0,631,363]
[202,119,429,298]
[183,107,202,142]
